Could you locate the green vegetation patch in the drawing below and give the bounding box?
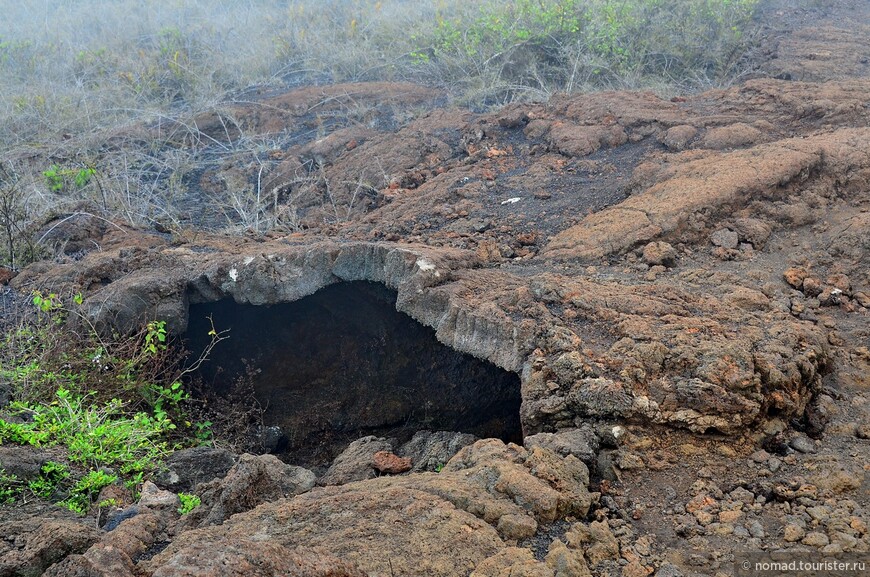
[0,291,219,514]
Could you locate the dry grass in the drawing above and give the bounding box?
[0,0,766,267]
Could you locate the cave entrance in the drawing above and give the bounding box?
[185,281,522,465]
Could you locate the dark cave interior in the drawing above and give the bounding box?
[184,281,522,465]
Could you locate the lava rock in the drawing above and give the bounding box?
[183,453,316,528]
[399,430,476,472]
[732,218,772,249]
[783,267,808,288]
[138,481,180,510]
[372,451,412,474]
[155,446,237,492]
[711,228,739,249]
[789,434,817,454]
[642,241,677,267]
[319,436,394,486]
[103,505,140,532]
[0,519,100,577]
[0,446,52,481]
[659,125,698,151]
[524,425,600,468]
[145,542,367,577]
[34,209,108,256]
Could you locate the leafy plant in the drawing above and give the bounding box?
[0,469,21,503]
[27,461,70,499]
[0,289,228,514]
[42,165,96,193]
[177,492,201,515]
[62,470,118,514]
[0,387,174,474]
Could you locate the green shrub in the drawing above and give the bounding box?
[0,469,21,504]
[0,291,223,514]
[0,387,174,475]
[61,470,118,514]
[27,461,70,500]
[177,492,201,515]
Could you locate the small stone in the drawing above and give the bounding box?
[544,541,591,577]
[655,562,684,577]
[567,521,619,564]
[711,523,734,535]
[633,536,653,557]
[615,451,645,470]
[137,481,180,510]
[789,435,816,454]
[783,523,805,542]
[497,513,538,540]
[718,510,743,523]
[711,228,739,249]
[659,125,698,151]
[686,494,718,514]
[732,218,772,248]
[801,531,830,547]
[642,242,677,267]
[749,450,770,463]
[830,531,858,550]
[767,457,782,473]
[695,511,715,526]
[732,524,750,538]
[806,506,830,523]
[854,291,870,308]
[802,277,823,297]
[856,425,870,439]
[783,267,808,288]
[372,451,412,474]
[747,520,765,539]
[729,487,755,505]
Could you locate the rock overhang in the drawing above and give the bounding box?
[11,235,831,440]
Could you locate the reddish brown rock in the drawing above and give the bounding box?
[372,451,412,474]
[0,519,100,577]
[0,267,16,285]
[784,267,809,288]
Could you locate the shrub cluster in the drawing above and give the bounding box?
[0,292,217,514]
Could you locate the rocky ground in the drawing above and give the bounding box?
[1,1,870,576]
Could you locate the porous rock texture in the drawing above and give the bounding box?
[143,440,593,577]
[14,45,870,440]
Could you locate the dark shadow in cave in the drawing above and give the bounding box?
[185,281,522,465]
